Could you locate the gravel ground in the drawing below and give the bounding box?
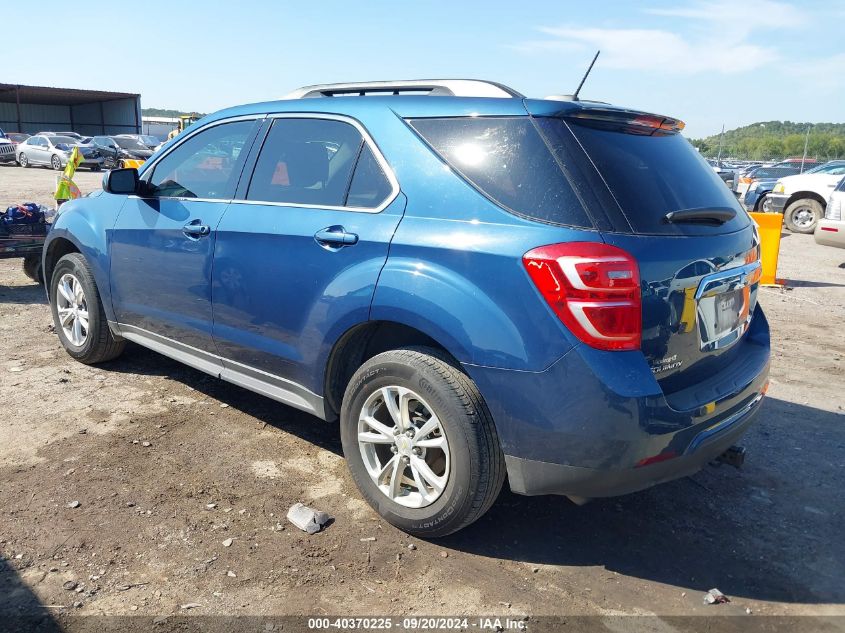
[1,165,844,629]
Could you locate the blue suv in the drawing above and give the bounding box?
[43,80,770,537]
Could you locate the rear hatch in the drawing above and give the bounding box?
[526,102,761,404]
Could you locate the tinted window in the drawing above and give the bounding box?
[409,117,591,228]
[346,145,393,208]
[247,118,363,206]
[542,117,748,234]
[149,120,254,199]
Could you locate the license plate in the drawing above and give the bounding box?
[714,289,743,334]
[694,264,758,352]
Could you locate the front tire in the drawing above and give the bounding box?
[340,347,505,538]
[754,194,768,212]
[18,152,29,168]
[785,198,823,234]
[51,154,62,171]
[50,252,125,364]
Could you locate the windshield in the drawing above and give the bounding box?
[114,137,147,150]
[140,135,158,145]
[805,162,845,174]
[49,136,77,146]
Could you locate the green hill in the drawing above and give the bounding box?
[141,108,205,118]
[689,121,845,160]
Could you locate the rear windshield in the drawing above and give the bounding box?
[539,117,749,234]
[408,117,593,228]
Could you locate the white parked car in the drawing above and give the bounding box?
[768,160,845,233]
[815,176,845,249]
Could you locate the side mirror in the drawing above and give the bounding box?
[103,168,139,195]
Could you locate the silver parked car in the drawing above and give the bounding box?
[16,135,104,171]
[815,176,845,249]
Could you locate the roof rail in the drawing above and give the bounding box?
[283,79,524,100]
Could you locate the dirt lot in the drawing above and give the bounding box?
[1,164,844,629]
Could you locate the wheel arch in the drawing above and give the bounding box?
[785,191,827,211]
[43,206,117,323]
[323,320,460,420]
[43,237,81,299]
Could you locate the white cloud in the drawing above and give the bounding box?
[646,0,807,32]
[514,0,806,74]
[532,26,778,74]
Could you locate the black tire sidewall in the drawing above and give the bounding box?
[19,153,28,167]
[340,355,477,537]
[50,254,104,360]
[52,155,62,170]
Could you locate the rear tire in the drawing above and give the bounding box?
[340,347,505,538]
[784,198,823,234]
[22,254,43,284]
[754,194,768,212]
[49,252,125,364]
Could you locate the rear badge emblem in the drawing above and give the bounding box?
[651,354,683,374]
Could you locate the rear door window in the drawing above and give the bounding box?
[247,118,365,207]
[537,117,750,235]
[408,117,593,228]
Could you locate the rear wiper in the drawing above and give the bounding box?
[664,208,736,226]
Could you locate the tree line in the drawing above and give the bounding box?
[689,121,845,160]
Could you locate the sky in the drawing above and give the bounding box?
[3,0,843,138]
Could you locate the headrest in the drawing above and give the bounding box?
[284,142,328,188]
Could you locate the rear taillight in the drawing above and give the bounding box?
[523,242,641,351]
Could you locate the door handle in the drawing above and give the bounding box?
[183,219,211,238]
[314,225,359,249]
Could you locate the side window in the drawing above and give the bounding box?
[246,118,363,207]
[345,145,393,208]
[148,120,255,199]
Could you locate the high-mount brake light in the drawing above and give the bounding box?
[568,109,685,134]
[523,242,642,351]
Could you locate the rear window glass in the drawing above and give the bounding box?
[408,117,592,228]
[539,117,749,234]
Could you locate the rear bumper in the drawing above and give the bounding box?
[767,193,789,214]
[464,306,770,499]
[506,391,762,497]
[814,219,845,248]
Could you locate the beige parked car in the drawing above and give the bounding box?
[814,176,845,249]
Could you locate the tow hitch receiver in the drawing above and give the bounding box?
[713,445,746,469]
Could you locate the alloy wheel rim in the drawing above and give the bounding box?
[56,273,89,347]
[20,154,27,166]
[357,386,450,508]
[52,156,61,170]
[793,207,815,228]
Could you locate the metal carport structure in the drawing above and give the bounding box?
[0,83,141,136]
